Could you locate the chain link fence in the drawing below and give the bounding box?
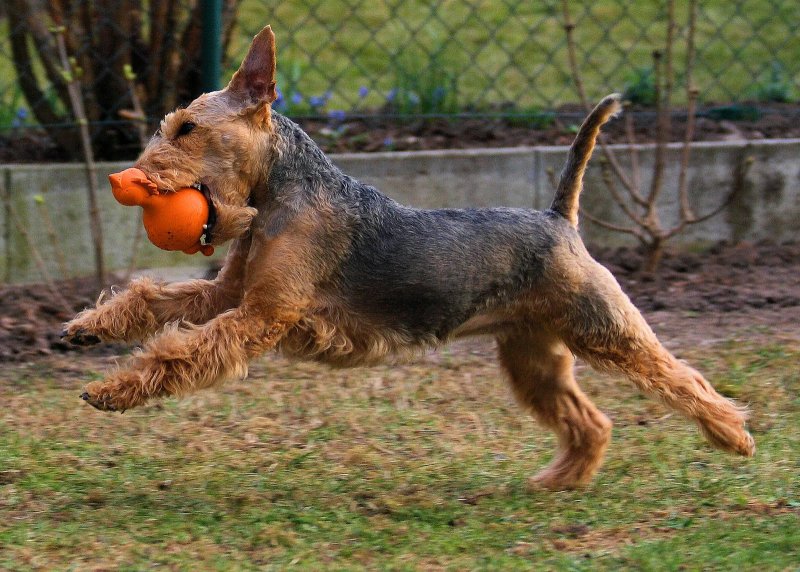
[1,0,799,159]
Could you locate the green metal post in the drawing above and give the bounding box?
[201,0,223,92]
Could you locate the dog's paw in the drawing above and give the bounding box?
[80,380,135,413]
[80,390,118,412]
[61,326,101,347]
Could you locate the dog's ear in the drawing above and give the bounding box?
[227,25,277,108]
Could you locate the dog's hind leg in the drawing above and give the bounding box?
[498,329,613,490]
[553,262,755,458]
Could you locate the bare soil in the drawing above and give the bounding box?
[2,104,799,161]
[1,241,797,363]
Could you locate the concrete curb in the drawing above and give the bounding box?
[2,138,799,282]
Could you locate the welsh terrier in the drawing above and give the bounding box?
[63,26,754,489]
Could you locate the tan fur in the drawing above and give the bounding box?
[63,26,754,491]
[280,310,437,368]
[498,329,613,489]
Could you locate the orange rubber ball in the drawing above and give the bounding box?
[109,168,214,256]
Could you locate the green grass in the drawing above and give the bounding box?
[232,0,800,112]
[0,332,797,570]
[2,1,798,126]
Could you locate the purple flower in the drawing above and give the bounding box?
[386,89,397,102]
[274,88,284,107]
[358,86,369,98]
[383,137,393,147]
[11,107,28,128]
[291,92,303,105]
[309,95,325,108]
[328,109,346,122]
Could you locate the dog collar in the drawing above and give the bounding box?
[199,184,217,245]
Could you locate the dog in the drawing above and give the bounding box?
[62,26,754,489]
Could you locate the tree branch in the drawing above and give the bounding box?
[599,160,647,228]
[53,26,106,287]
[664,155,754,240]
[581,209,646,242]
[677,0,698,222]
[561,0,588,110]
[561,0,643,206]
[623,111,646,206]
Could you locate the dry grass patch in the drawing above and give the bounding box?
[0,332,798,570]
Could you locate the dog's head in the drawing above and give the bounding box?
[134,26,279,245]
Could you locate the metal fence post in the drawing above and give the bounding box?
[201,0,223,92]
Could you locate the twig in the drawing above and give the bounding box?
[677,0,698,222]
[677,155,754,238]
[623,112,645,206]
[121,64,149,282]
[560,0,588,109]
[122,64,150,150]
[581,209,646,241]
[3,170,10,283]
[600,161,647,227]
[663,0,675,127]
[52,25,106,288]
[647,0,676,218]
[665,154,753,240]
[646,49,667,221]
[561,0,640,203]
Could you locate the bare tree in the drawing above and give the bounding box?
[561,0,752,273]
[8,0,241,159]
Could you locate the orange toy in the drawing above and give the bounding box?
[109,168,214,256]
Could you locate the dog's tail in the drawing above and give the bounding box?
[549,94,622,227]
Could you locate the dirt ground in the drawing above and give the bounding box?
[1,241,797,363]
[3,103,800,161]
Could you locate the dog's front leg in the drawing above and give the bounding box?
[80,303,299,412]
[79,213,327,412]
[62,237,251,345]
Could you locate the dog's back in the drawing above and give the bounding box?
[284,96,623,347]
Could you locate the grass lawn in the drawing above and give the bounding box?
[0,328,797,570]
[2,0,799,128]
[234,0,800,111]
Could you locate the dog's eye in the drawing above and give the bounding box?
[176,121,196,137]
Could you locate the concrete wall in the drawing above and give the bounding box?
[1,139,798,283]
